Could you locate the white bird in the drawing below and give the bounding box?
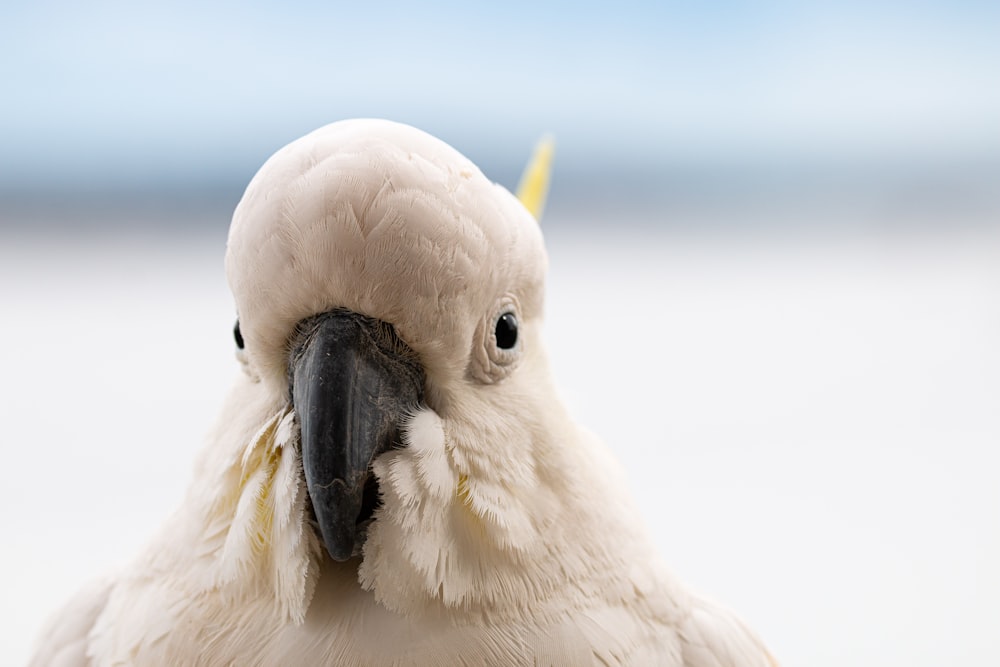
[30,119,777,666]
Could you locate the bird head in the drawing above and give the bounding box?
[227,119,548,404]
[223,121,578,601]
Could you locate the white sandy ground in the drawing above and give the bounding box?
[1,222,998,666]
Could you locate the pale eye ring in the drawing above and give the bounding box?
[469,294,523,384]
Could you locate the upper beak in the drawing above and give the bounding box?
[288,309,424,561]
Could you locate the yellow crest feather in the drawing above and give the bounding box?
[515,135,554,221]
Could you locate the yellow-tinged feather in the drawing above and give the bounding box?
[238,412,284,553]
[213,407,319,622]
[234,413,283,555]
[456,473,472,506]
[515,135,555,220]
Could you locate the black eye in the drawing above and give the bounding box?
[234,320,244,350]
[495,312,518,350]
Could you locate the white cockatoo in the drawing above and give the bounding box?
[30,119,777,666]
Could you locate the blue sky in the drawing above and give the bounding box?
[2,1,999,187]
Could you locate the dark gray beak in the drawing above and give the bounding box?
[289,309,424,561]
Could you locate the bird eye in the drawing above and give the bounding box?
[470,296,522,384]
[234,319,244,349]
[495,312,518,350]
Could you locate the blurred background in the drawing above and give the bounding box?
[2,1,999,665]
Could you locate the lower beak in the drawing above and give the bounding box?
[289,309,424,561]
